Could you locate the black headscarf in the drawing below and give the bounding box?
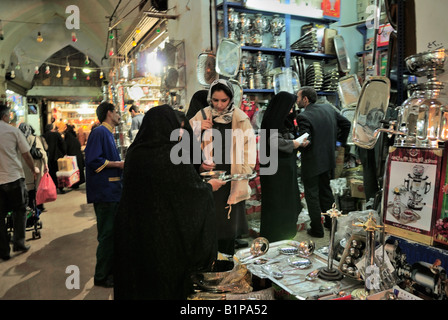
[261,91,297,136]
[186,90,209,120]
[114,105,217,300]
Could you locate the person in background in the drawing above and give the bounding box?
[128,105,144,142]
[259,92,304,242]
[114,105,225,300]
[0,105,39,260]
[186,90,208,120]
[64,124,85,189]
[296,86,351,238]
[189,80,256,256]
[85,102,124,288]
[18,123,49,212]
[77,126,87,147]
[43,123,66,194]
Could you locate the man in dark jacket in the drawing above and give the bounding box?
[296,87,351,238]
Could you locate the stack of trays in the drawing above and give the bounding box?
[322,68,339,92]
[290,29,318,52]
[305,62,324,91]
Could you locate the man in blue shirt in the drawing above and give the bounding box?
[85,102,124,288]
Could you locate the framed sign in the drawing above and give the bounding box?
[383,147,443,245]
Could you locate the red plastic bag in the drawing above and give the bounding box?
[36,172,57,205]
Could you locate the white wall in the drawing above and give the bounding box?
[167,0,214,109]
[414,0,448,82]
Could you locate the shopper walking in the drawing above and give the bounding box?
[0,105,39,260]
[190,80,256,256]
[259,92,304,242]
[85,102,124,288]
[114,105,225,300]
[43,123,66,194]
[18,123,49,211]
[64,124,85,189]
[296,87,351,238]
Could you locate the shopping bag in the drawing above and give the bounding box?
[36,172,57,205]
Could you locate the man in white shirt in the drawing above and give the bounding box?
[128,105,144,142]
[0,104,39,260]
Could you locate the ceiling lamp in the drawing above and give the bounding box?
[34,66,39,74]
[109,47,114,56]
[65,62,70,72]
[82,68,92,74]
[10,70,15,79]
[99,71,104,79]
[71,32,77,42]
[37,32,43,42]
[135,29,141,34]
[132,38,137,47]
[109,31,114,39]
[45,66,50,74]
[85,55,90,65]
[56,69,61,78]
[73,72,77,80]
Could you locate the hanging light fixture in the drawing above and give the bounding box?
[37,32,43,42]
[85,55,90,65]
[10,70,15,79]
[73,72,77,80]
[34,66,39,74]
[109,47,114,56]
[86,75,90,81]
[56,69,61,78]
[100,71,104,79]
[109,31,114,39]
[132,38,137,47]
[65,61,70,72]
[45,66,50,74]
[71,32,77,42]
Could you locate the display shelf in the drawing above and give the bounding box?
[217,1,340,23]
[216,0,340,105]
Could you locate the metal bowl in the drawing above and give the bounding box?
[405,49,447,77]
[191,260,236,292]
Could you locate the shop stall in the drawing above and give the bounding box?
[183,0,448,301]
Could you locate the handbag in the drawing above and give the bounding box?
[30,136,43,160]
[36,172,57,205]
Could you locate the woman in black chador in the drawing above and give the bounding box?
[114,105,225,300]
[64,124,85,188]
[259,91,303,242]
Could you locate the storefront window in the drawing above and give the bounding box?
[6,89,26,127]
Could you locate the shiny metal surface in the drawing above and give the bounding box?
[352,76,391,149]
[216,38,242,78]
[333,35,351,73]
[395,81,448,148]
[405,49,447,79]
